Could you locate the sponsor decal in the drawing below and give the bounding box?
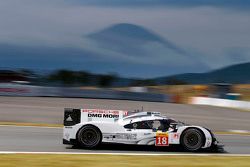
[173,133,179,139]
[87,113,119,119]
[64,126,73,129]
[104,133,137,140]
[169,133,180,143]
[82,109,119,115]
[144,133,151,135]
[155,132,169,146]
[124,111,129,116]
[82,109,128,118]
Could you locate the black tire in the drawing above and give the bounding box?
[180,128,204,152]
[77,125,102,148]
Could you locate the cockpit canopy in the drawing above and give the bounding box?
[119,111,178,131]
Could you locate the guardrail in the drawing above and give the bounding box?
[0,84,170,102]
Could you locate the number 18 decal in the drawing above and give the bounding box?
[155,132,169,146]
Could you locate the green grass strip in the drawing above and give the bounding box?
[0,154,249,167]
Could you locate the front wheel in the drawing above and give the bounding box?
[180,128,204,152]
[77,125,102,148]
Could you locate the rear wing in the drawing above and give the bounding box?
[64,108,128,126]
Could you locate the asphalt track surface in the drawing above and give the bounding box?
[0,96,250,154]
[0,96,250,131]
[0,126,250,154]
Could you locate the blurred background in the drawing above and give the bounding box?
[1,1,250,158]
[1,0,250,108]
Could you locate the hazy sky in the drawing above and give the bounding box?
[0,0,250,75]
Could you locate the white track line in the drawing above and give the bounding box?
[0,151,250,156]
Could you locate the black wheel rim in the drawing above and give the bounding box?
[80,129,99,146]
[183,131,202,150]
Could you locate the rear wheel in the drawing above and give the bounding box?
[77,125,102,148]
[181,128,204,151]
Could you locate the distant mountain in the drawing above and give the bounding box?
[85,23,210,77]
[0,23,210,77]
[88,23,164,43]
[156,62,250,84]
[87,23,191,56]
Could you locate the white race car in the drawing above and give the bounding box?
[63,108,220,151]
